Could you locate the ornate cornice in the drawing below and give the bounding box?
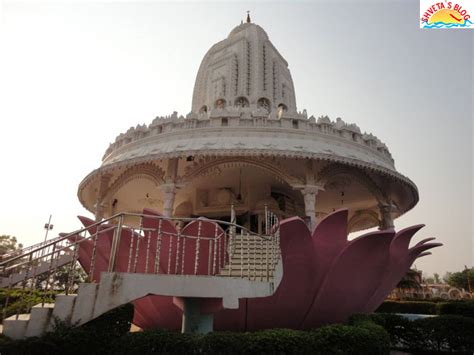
[101,113,394,169]
[78,148,418,219]
[78,163,165,211]
[180,156,303,186]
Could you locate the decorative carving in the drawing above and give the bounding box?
[347,210,380,232]
[326,176,352,191]
[234,96,249,107]
[102,110,394,170]
[378,202,397,230]
[257,97,271,114]
[317,164,387,203]
[181,157,302,187]
[103,163,165,203]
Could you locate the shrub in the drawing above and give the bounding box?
[245,329,312,354]
[114,329,196,355]
[82,302,134,336]
[350,313,415,349]
[200,329,312,354]
[199,331,249,354]
[0,303,135,355]
[310,323,390,355]
[376,300,437,314]
[409,315,474,354]
[0,321,391,355]
[351,313,474,354]
[0,289,56,321]
[437,300,474,318]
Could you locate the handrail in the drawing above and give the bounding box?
[0,211,279,267]
[0,208,281,321]
[0,234,65,260]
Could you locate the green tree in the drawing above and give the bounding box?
[433,273,441,284]
[446,268,474,291]
[397,269,422,291]
[424,277,435,284]
[0,235,23,256]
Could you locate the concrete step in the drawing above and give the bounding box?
[217,270,274,278]
[47,294,77,331]
[229,249,279,256]
[231,242,274,248]
[231,247,276,252]
[224,263,274,270]
[71,283,99,326]
[232,244,275,248]
[25,304,54,337]
[227,257,272,262]
[3,314,30,340]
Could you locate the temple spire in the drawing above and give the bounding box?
[246,11,251,23]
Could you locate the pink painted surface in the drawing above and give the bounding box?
[71,208,442,330]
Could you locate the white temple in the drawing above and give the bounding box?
[78,17,418,233]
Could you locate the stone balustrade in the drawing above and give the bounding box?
[102,109,393,165]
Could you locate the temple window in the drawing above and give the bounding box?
[257,97,271,113]
[234,96,249,107]
[215,99,226,109]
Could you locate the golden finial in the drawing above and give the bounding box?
[246,10,251,23]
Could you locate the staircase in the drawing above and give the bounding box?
[218,234,280,280]
[1,210,281,339]
[1,253,73,288]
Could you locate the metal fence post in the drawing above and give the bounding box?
[108,215,123,272]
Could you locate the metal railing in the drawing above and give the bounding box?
[0,234,66,261]
[0,206,280,320]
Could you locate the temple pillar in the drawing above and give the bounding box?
[378,202,396,230]
[95,173,112,222]
[160,183,177,217]
[160,158,179,217]
[299,185,324,231]
[181,298,213,334]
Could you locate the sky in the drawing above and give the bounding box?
[0,0,472,277]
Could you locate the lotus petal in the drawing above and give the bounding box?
[364,225,425,312]
[302,229,395,327]
[68,208,441,331]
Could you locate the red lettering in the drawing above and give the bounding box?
[447,2,452,9]
[450,13,462,21]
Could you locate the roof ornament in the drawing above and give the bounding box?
[246,10,251,23]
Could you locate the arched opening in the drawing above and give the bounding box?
[234,96,249,108]
[277,103,288,119]
[278,103,287,111]
[199,105,208,113]
[178,162,303,232]
[257,97,271,113]
[215,98,226,109]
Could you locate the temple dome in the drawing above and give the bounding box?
[192,21,297,115]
